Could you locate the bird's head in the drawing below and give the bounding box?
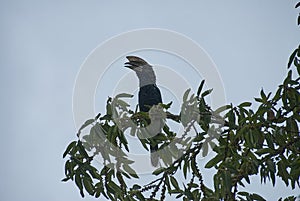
[124,56,156,87]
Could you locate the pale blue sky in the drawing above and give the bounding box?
[0,1,299,201]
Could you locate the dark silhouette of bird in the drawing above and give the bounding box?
[124,56,162,167]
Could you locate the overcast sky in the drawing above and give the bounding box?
[0,1,299,201]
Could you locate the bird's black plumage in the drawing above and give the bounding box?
[125,56,162,167]
[139,84,162,112]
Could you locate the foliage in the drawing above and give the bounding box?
[62,3,300,201]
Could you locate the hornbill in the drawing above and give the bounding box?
[124,56,162,167]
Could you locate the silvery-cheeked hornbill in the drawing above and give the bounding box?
[124,56,162,167]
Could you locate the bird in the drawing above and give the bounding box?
[124,56,162,167]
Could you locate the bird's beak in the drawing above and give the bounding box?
[124,57,140,70]
[124,56,149,70]
[124,61,136,70]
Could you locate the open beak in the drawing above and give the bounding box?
[124,61,136,70]
[124,56,148,70]
[124,56,140,70]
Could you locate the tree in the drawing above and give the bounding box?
[62,3,300,201]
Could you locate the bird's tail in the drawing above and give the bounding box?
[150,144,159,167]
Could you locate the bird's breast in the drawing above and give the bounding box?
[138,84,162,112]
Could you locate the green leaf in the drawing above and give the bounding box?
[214,105,231,114]
[287,118,299,134]
[238,191,249,196]
[267,159,276,173]
[183,88,191,102]
[273,87,282,102]
[193,133,204,142]
[134,191,145,200]
[123,164,139,178]
[64,160,71,177]
[61,177,70,182]
[245,175,250,184]
[254,97,263,103]
[75,172,84,197]
[223,170,232,192]
[205,154,223,168]
[226,109,236,128]
[161,101,173,109]
[107,181,122,194]
[63,141,77,158]
[116,99,130,109]
[115,93,134,99]
[94,113,101,120]
[94,182,105,199]
[183,160,189,179]
[250,193,266,201]
[170,176,180,190]
[256,148,274,156]
[277,161,289,186]
[116,172,126,189]
[197,80,205,97]
[287,48,298,68]
[270,171,276,186]
[152,167,165,176]
[296,60,300,75]
[129,126,136,136]
[284,70,293,86]
[294,58,300,68]
[154,133,168,141]
[105,98,112,117]
[260,89,267,102]
[118,131,129,151]
[238,102,252,108]
[161,149,173,165]
[201,89,213,97]
[83,177,94,195]
[77,140,89,159]
[77,119,94,137]
[131,184,141,190]
[202,142,208,157]
[184,187,194,200]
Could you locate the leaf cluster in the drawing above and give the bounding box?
[62,3,300,200]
